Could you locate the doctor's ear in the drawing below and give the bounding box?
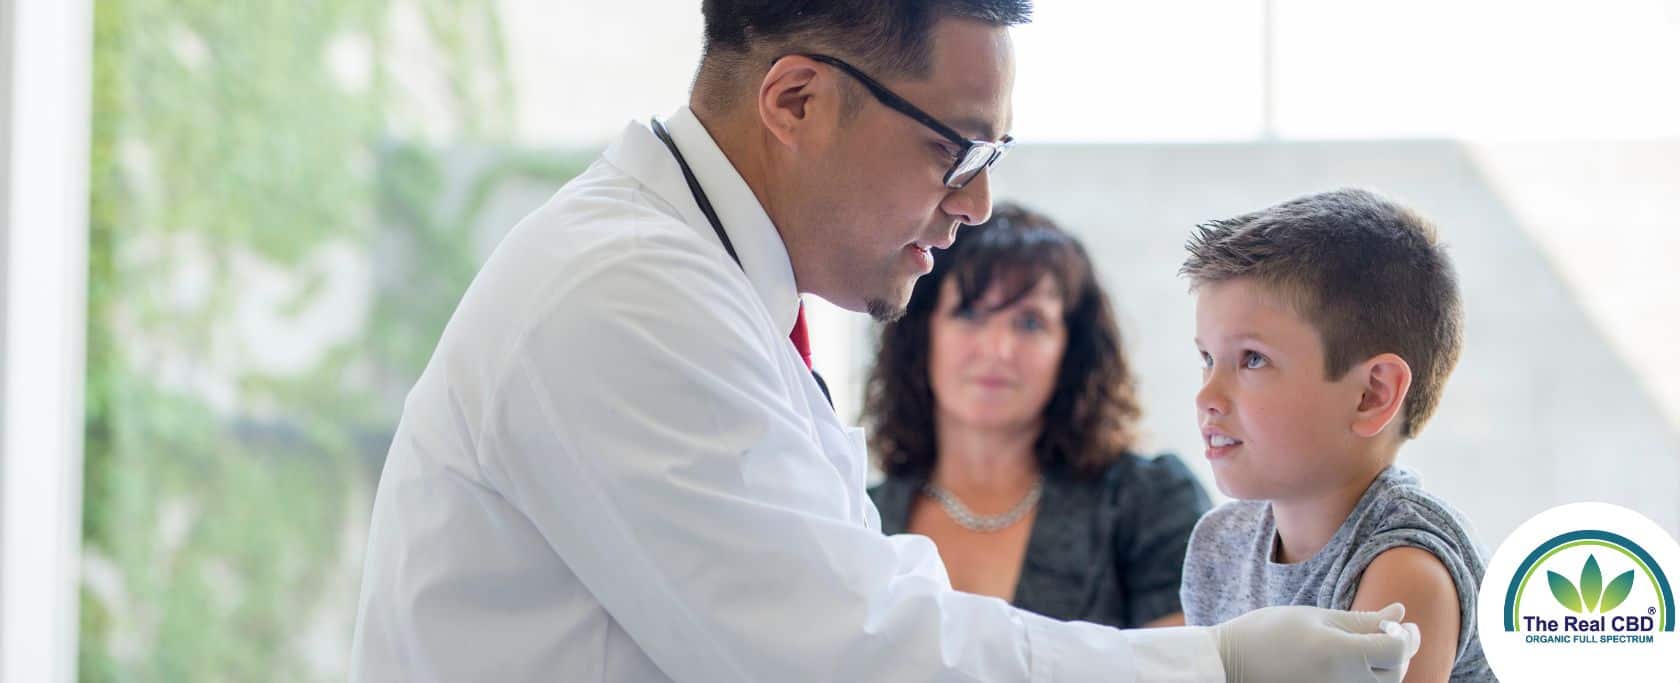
[756,56,833,148]
[1350,353,1412,439]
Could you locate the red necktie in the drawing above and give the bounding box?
[789,302,813,370]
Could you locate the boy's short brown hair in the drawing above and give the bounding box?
[1179,188,1464,439]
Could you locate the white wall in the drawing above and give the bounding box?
[1,0,91,681]
[501,2,1680,145]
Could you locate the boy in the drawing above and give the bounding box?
[1178,189,1494,682]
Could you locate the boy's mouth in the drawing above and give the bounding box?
[1202,429,1244,460]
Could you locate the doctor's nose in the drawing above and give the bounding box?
[942,169,993,227]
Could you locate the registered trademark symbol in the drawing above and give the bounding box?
[1651,607,1658,615]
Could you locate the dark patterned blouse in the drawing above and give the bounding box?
[869,452,1211,628]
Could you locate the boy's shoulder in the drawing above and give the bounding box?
[1340,467,1495,679]
[1334,466,1490,627]
[1349,467,1483,551]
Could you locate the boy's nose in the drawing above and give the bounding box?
[1195,374,1229,417]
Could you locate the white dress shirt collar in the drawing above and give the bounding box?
[603,106,801,339]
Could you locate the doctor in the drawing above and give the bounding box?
[350,1,1422,681]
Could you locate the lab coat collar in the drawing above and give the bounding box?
[602,106,801,340]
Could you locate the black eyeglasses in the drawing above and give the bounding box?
[780,53,1013,190]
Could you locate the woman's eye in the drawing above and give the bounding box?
[1243,351,1269,369]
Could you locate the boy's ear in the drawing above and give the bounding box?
[1351,353,1412,439]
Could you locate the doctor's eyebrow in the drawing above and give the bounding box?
[949,116,1005,142]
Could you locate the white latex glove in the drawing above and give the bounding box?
[1213,602,1422,683]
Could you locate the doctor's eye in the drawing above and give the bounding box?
[1243,351,1270,369]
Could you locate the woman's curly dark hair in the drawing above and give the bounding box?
[863,202,1142,480]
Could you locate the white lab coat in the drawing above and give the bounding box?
[349,107,1226,682]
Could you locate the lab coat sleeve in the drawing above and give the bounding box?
[478,242,1224,682]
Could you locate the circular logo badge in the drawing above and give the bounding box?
[1478,502,1680,680]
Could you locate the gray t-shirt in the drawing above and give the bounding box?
[1181,466,1495,682]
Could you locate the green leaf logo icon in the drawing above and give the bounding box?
[1581,555,1603,612]
[1549,570,1584,612]
[1600,570,1636,613]
[1547,554,1638,614]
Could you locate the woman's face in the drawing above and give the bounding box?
[927,273,1068,434]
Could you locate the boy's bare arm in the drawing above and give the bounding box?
[1350,547,1460,683]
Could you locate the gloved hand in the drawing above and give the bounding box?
[1212,602,1421,683]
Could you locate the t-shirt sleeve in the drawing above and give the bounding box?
[1178,498,1256,627]
[1333,494,1485,666]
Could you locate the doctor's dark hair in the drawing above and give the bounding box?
[863,203,1142,480]
[695,0,1033,114]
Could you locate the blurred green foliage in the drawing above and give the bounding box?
[82,1,584,679]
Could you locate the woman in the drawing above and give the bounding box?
[864,202,1210,628]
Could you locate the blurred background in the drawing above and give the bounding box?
[2,0,1677,680]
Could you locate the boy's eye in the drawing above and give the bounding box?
[1199,350,1212,369]
[952,306,979,321]
[1243,351,1269,369]
[1015,313,1044,332]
